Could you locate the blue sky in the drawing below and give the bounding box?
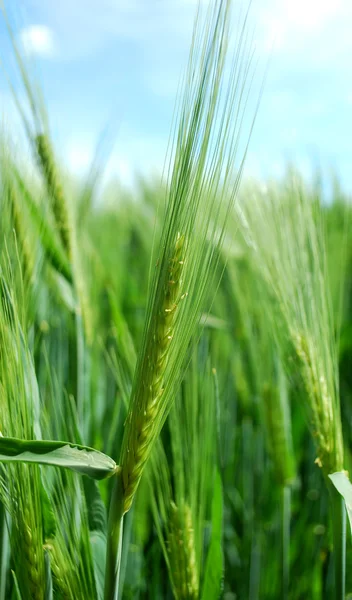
[0,0,351,190]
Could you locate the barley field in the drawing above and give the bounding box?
[0,1,351,599]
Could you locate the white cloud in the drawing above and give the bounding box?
[19,25,56,58]
[278,0,340,31]
[10,0,351,194]
[66,142,92,173]
[256,0,351,59]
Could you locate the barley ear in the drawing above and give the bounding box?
[121,233,185,513]
[9,184,35,284]
[44,539,80,600]
[21,514,44,600]
[35,134,71,257]
[167,501,199,600]
[11,468,46,600]
[292,330,344,474]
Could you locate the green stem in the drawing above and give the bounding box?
[327,478,346,600]
[281,485,291,600]
[0,505,9,600]
[104,469,125,600]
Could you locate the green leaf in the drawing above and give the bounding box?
[84,479,107,599]
[90,530,106,600]
[201,470,224,600]
[83,478,106,533]
[0,437,117,480]
[329,472,352,533]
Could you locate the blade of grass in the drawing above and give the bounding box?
[0,437,117,480]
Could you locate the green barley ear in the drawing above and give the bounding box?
[41,465,100,600]
[121,232,186,513]
[106,1,256,594]
[0,142,37,291]
[44,538,81,600]
[148,353,217,599]
[236,173,347,595]
[237,174,344,475]
[226,259,297,484]
[8,184,35,285]
[0,269,46,598]
[35,133,71,257]
[292,330,343,473]
[0,8,71,259]
[118,0,255,513]
[8,468,46,600]
[167,501,199,600]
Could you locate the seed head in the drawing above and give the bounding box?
[121,233,186,513]
[167,501,199,600]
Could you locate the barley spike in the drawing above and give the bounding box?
[167,501,199,600]
[121,233,185,513]
[35,134,71,257]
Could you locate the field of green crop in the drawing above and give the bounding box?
[0,1,351,599]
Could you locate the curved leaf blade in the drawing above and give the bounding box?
[0,437,117,480]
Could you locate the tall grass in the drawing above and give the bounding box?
[148,349,217,599]
[105,1,255,596]
[237,173,350,597]
[0,1,351,600]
